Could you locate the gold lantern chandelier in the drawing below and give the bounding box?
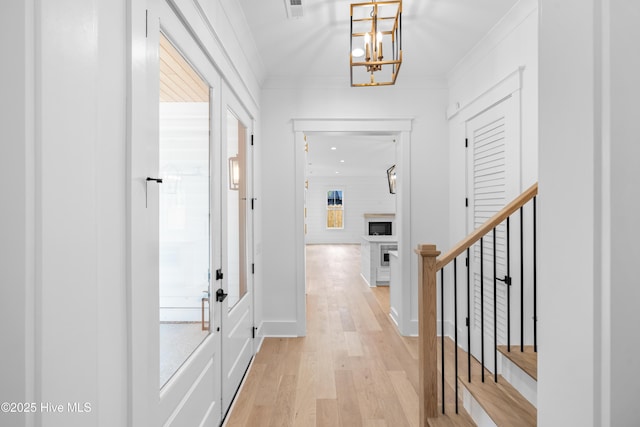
[350,0,402,87]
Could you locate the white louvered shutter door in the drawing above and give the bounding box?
[466,95,520,373]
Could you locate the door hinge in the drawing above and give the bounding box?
[465,317,470,327]
[251,326,257,339]
[465,138,468,148]
[465,257,469,267]
[251,134,254,146]
[208,269,211,282]
[251,263,255,274]
[145,10,148,38]
[251,198,255,210]
[465,198,468,207]
[216,269,223,280]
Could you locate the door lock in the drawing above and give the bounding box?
[216,288,228,302]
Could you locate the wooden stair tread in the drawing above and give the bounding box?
[497,345,537,380]
[429,339,477,426]
[440,337,535,427]
[459,344,535,426]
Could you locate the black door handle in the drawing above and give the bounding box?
[145,177,163,208]
[496,275,511,285]
[216,288,228,302]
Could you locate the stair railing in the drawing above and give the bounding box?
[416,183,538,426]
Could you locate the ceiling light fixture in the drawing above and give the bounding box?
[331,147,337,150]
[350,0,402,87]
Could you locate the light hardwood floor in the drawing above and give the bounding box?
[223,244,472,427]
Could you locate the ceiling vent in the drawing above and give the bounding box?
[284,0,304,19]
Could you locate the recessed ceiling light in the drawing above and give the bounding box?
[340,160,345,163]
[330,147,337,150]
[335,171,340,174]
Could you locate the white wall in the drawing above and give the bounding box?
[607,2,640,422]
[539,0,640,425]
[447,0,538,252]
[260,81,450,335]
[440,0,538,347]
[0,1,35,425]
[305,176,395,244]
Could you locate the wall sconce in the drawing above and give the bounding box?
[387,164,396,194]
[229,156,240,190]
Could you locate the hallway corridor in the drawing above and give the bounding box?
[224,244,420,426]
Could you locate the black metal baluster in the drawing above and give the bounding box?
[533,197,538,353]
[480,237,485,382]
[454,258,459,413]
[466,248,471,383]
[493,228,498,382]
[520,206,524,352]
[506,217,511,352]
[441,268,445,414]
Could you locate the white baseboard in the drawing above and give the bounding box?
[260,320,301,337]
[360,273,373,287]
[389,307,400,328]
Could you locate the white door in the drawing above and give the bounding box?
[219,88,255,416]
[466,95,520,375]
[131,2,224,425]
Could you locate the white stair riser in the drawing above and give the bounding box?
[462,387,498,427]
[498,352,537,407]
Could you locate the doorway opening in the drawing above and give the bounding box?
[292,119,414,336]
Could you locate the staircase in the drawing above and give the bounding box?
[459,342,536,426]
[417,183,539,427]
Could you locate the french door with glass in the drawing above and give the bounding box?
[130,1,254,425]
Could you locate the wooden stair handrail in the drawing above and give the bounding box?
[436,182,538,270]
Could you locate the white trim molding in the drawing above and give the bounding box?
[447,66,525,121]
[291,118,414,337]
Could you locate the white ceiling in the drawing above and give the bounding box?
[306,133,396,177]
[237,0,520,83]
[236,0,519,177]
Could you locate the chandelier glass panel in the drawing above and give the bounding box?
[350,0,402,87]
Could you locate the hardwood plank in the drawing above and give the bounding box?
[389,371,420,427]
[223,362,267,427]
[497,345,537,380]
[316,399,339,427]
[269,374,297,427]
[335,370,363,427]
[316,350,337,399]
[242,404,272,427]
[370,285,390,313]
[345,331,365,356]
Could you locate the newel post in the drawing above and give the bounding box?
[416,244,440,426]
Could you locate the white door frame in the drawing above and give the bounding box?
[292,118,413,336]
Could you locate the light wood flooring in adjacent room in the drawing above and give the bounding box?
[223,244,473,427]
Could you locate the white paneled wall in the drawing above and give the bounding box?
[305,176,395,244]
